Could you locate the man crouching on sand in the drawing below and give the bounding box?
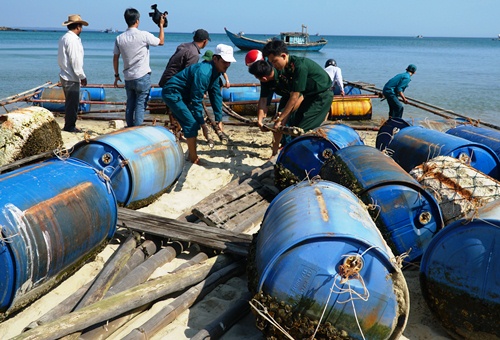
[162,44,236,165]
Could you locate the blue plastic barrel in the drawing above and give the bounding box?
[447,124,500,159]
[148,87,162,101]
[375,117,469,151]
[71,126,185,208]
[320,145,443,262]
[0,157,117,314]
[81,87,106,101]
[420,198,500,338]
[276,123,363,181]
[34,87,91,112]
[229,91,260,102]
[383,125,500,178]
[344,85,362,95]
[221,86,258,101]
[255,180,409,339]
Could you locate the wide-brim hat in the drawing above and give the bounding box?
[62,14,89,26]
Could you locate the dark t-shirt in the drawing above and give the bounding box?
[158,41,200,87]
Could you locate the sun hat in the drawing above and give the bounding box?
[245,49,263,66]
[215,44,236,63]
[202,50,214,62]
[62,14,89,26]
[193,29,211,42]
[406,64,417,73]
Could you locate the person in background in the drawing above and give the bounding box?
[113,8,165,127]
[261,40,333,153]
[158,29,210,87]
[162,44,236,165]
[324,58,344,96]
[58,14,89,133]
[382,64,417,118]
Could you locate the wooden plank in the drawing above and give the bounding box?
[204,190,268,227]
[117,208,252,256]
[224,199,271,233]
[191,166,274,217]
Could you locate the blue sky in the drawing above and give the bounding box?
[1,0,498,38]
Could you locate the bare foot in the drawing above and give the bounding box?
[191,157,204,166]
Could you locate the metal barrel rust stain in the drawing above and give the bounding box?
[0,157,117,315]
[71,125,184,208]
[319,145,443,262]
[420,198,500,338]
[254,180,409,339]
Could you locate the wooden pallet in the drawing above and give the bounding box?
[191,162,278,233]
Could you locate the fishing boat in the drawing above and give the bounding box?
[224,25,327,51]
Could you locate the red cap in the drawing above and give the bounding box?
[245,49,263,66]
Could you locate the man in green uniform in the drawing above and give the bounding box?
[248,59,302,156]
[261,40,333,152]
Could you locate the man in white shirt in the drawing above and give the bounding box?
[58,14,88,133]
[324,59,345,96]
[113,8,165,127]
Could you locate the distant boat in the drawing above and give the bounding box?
[416,35,424,39]
[224,25,327,52]
[102,28,118,33]
[493,34,500,41]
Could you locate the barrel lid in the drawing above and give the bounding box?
[420,219,500,303]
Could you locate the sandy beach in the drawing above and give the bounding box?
[0,115,453,339]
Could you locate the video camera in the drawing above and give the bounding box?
[149,4,168,28]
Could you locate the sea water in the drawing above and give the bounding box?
[1,30,499,124]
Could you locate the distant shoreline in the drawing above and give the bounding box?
[0,26,24,31]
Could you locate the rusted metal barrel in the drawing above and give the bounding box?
[254,180,409,339]
[420,198,500,339]
[33,87,91,112]
[71,126,184,209]
[275,123,363,190]
[320,145,443,262]
[0,157,117,315]
[379,125,500,179]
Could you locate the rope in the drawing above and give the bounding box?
[249,299,294,340]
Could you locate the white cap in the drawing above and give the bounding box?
[215,44,236,63]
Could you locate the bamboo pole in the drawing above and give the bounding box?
[0,81,52,103]
[190,292,252,340]
[120,260,245,340]
[78,244,189,340]
[13,255,235,340]
[203,102,229,144]
[73,232,140,311]
[24,239,156,333]
[344,80,500,131]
